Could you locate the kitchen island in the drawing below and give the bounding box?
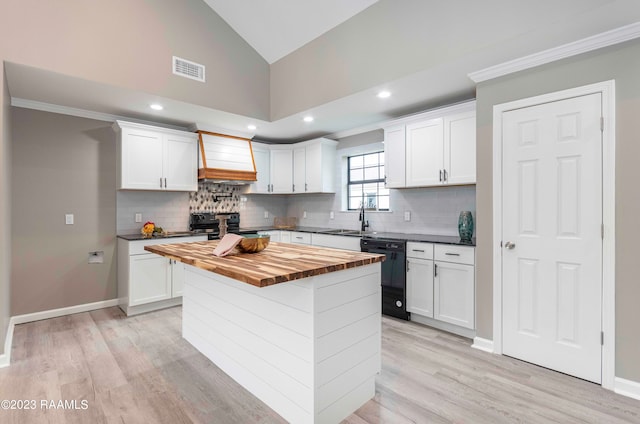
[145,240,384,424]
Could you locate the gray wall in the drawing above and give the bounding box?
[476,39,640,381]
[0,66,11,355]
[0,0,269,120]
[10,109,117,316]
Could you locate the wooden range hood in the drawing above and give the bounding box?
[197,131,257,183]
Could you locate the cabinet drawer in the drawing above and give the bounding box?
[289,231,311,244]
[434,244,474,265]
[407,242,434,259]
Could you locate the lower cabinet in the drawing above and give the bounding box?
[406,242,475,335]
[311,233,361,251]
[433,260,474,329]
[289,231,311,245]
[118,235,207,316]
[406,257,434,318]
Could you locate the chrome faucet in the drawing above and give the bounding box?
[359,205,369,232]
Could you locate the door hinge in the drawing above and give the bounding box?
[600,117,604,132]
[601,331,604,346]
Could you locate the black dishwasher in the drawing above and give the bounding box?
[361,237,409,320]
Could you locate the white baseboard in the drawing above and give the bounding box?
[614,377,640,400]
[11,299,119,325]
[0,299,119,368]
[471,337,494,353]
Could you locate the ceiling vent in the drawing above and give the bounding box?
[172,56,205,82]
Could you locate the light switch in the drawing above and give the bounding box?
[65,214,74,225]
[264,210,269,219]
[330,211,335,220]
[135,213,142,223]
[303,211,307,219]
[404,211,411,222]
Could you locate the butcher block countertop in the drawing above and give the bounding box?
[144,240,385,288]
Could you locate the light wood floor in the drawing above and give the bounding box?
[1,307,639,423]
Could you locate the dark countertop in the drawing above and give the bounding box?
[117,231,208,241]
[241,226,475,246]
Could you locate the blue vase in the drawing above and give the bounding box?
[458,211,474,242]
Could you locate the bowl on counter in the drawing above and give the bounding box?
[236,234,270,253]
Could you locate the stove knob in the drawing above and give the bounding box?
[396,300,402,308]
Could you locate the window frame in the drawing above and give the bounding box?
[346,151,389,211]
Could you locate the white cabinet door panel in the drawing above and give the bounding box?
[406,118,444,187]
[384,126,405,188]
[164,133,198,191]
[434,261,474,329]
[121,128,164,190]
[130,254,171,306]
[293,147,306,193]
[444,112,476,185]
[407,258,434,318]
[270,149,293,193]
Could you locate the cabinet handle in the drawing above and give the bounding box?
[292,184,295,192]
[160,177,163,188]
[445,252,460,256]
[412,249,425,253]
[443,169,448,182]
[305,183,308,192]
[439,170,443,182]
[434,263,438,277]
[164,177,167,188]
[295,236,303,239]
[407,261,410,272]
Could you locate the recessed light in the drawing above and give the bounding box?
[377,91,391,99]
[247,124,257,130]
[303,116,314,123]
[150,103,164,111]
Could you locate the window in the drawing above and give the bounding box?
[347,151,389,211]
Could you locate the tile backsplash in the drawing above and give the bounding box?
[117,183,475,237]
[189,182,241,213]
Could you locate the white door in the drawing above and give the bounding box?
[444,111,476,185]
[406,258,434,318]
[293,147,306,193]
[270,149,293,193]
[383,125,406,188]
[121,128,164,190]
[164,133,198,191]
[434,261,474,329]
[502,93,603,383]
[405,118,444,187]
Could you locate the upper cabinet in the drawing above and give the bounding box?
[248,138,337,194]
[114,121,198,191]
[384,101,476,189]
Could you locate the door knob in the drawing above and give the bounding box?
[505,241,516,250]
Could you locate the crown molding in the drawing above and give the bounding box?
[469,21,640,83]
[10,98,189,131]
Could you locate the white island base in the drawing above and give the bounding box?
[182,263,382,424]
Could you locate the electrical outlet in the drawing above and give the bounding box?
[65,214,74,225]
[264,210,269,219]
[404,211,411,222]
[135,213,142,223]
[303,211,307,219]
[330,211,335,220]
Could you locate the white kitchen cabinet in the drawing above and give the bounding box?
[444,111,476,185]
[433,244,475,330]
[383,101,476,188]
[383,125,406,188]
[114,121,198,191]
[280,231,292,243]
[406,242,435,318]
[260,230,281,242]
[406,118,444,187]
[270,148,294,193]
[293,146,306,193]
[311,233,361,251]
[407,258,435,318]
[289,231,311,245]
[117,235,206,315]
[247,142,271,194]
